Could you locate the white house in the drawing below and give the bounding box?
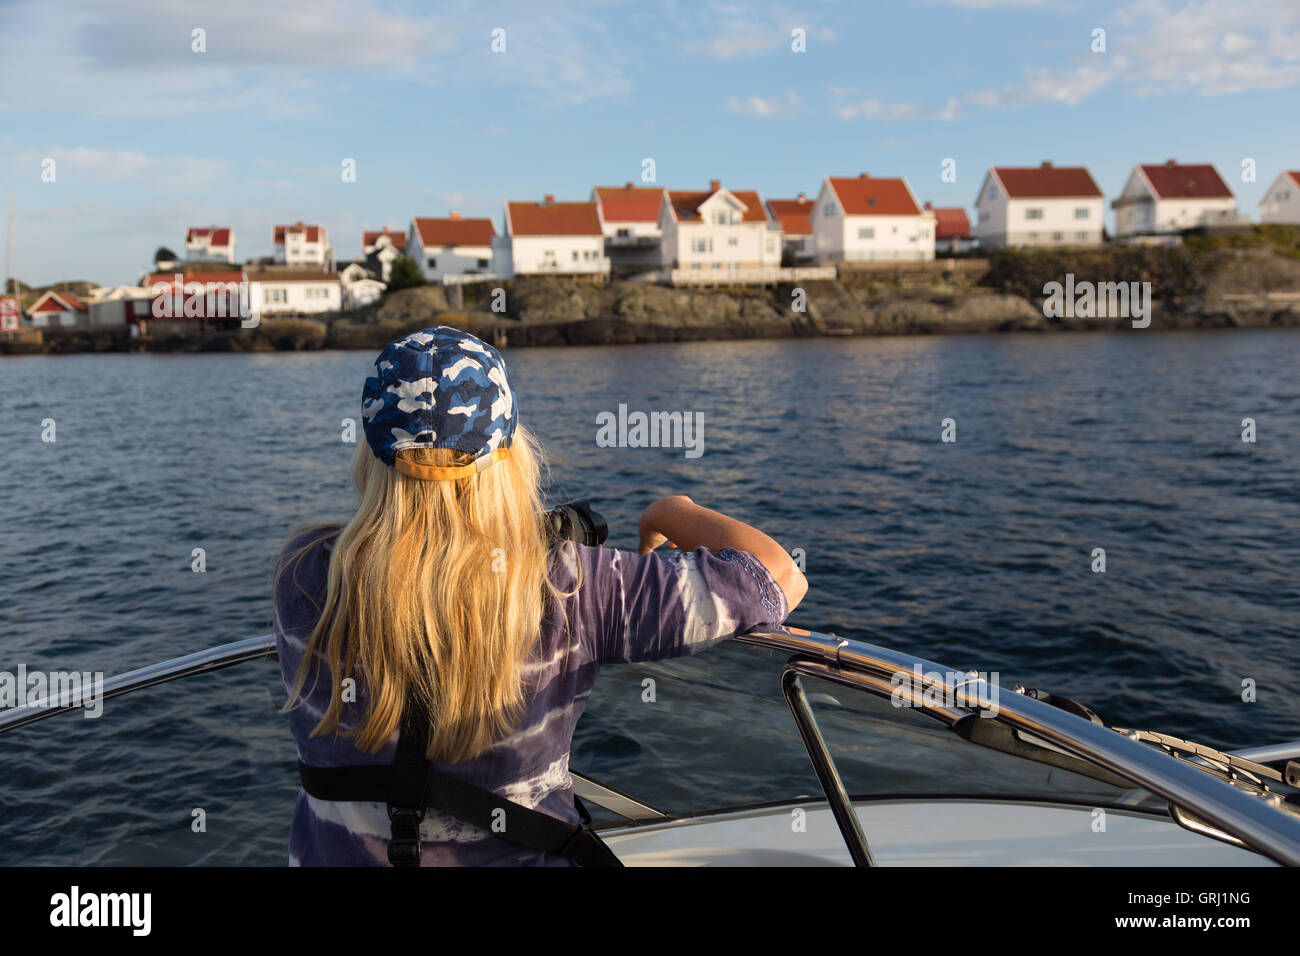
[185,227,236,262]
[408,214,497,281]
[659,180,782,276]
[1259,170,1300,224]
[25,290,89,328]
[765,195,816,264]
[338,261,386,309]
[245,269,343,315]
[273,223,333,267]
[362,229,406,256]
[1112,161,1237,239]
[358,230,407,282]
[811,174,934,262]
[498,197,608,277]
[592,184,665,275]
[974,163,1105,250]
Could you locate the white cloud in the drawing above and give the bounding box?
[835,96,963,122]
[681,2,836,59]
[0,0,635,117]
[19,147,228,185]
[831,0,1300,122]
[725,91,802,116]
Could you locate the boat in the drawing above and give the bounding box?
[2,627,1297,866]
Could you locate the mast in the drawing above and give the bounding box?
[2,190,15,331]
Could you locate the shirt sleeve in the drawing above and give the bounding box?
[573,545,790,666]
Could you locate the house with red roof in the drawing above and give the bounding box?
[658,180,782,278]
[1260,170,1300,225]
[26,290,89,329]
[923,202,976,255]
[974,162,1104,250]
[1113,161,1238,239]
[498,196,608,277]
[361,229,406,256]
[407,213,497,281]
[273,222,333,267]
[810,174,934,262]
[766,194,815,264]
[592,183,665,275]
[185,227,237,263]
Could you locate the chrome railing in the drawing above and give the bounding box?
[2,628,1298,866]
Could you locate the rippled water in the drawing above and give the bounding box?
[2,329,1298,864]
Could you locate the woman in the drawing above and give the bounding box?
[274,326,807,866]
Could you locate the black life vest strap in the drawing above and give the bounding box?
[298,701,623,868]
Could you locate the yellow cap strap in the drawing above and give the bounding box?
[393,447,508,481]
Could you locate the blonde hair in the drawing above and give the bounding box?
[281,425,568,764]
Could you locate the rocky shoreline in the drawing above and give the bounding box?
[8,247,1300,355]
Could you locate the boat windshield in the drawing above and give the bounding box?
[573,639,1149,824]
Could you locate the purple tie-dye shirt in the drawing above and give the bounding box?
[273,528,789,866]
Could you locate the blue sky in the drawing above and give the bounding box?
[2,0,1298,286]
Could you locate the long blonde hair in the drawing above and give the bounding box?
[281,425,566,763]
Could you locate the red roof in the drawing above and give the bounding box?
[273,223,323,244]
[362,229,407,249]
[29,291,88,313]
[827,175,922,216]
[1288,171,1300,187]
[766,196,814,234]
[594,185,663,223]
[411,217,495,247]
[1139,162,1232,199]
[187,226,231,246]
[145,271,245,288]
[667,186,769,223]
[506,201,603,237]
[991,164,1102,198]
[930,207,971,240]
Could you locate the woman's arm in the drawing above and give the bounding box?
[637,495,808,612]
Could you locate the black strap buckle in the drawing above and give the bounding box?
[387,806,425,866]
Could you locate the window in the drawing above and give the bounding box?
[987,185,997,199]
[1075,231,1089,241]
[265,288,287,303]
[858,227,874,239]
[1051,232,1063,241]
[572,250,578,261]
[714,211,729,225]
[766,237,775,252]
[824,203,836,216]
[616,228,631,238]
[691,237,712,253]
[690,262,701,270]
[477,258,489,267]
[1025,208,1044,220]
[727,237,738,246]
[1027,232,1039,241]
[1074,207,1090,219]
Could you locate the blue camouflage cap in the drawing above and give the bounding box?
[361,326,517,480]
